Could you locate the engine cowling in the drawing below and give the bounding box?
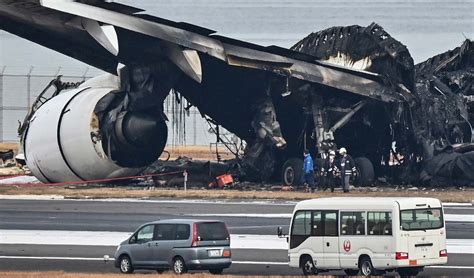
[22,85,167,183]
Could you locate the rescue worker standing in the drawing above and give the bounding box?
[339,147,356,193]
[321,150,338,192]
[302,149,316,192]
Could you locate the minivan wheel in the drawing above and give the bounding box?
[344,269,359,276]
[359,257,374,276]
[301,256,317,275]
[119,255,134,273]
[172,257,187,275]
[209,268,224,275]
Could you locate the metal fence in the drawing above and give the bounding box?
[0,66,226,146]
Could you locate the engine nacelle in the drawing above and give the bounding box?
[23,85,167,183]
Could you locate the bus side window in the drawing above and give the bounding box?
[292,211,311,236]
[341,212,365,235]
[368,212,392,235]
[312,211,323,236]
[323,211,338,236]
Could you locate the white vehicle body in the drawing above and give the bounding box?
[287,197,447,275]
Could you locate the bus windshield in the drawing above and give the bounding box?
[400,208,443,231]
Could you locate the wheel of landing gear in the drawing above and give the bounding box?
[282,158,304,186]
[354,157,375,185]
[301,256,318,275]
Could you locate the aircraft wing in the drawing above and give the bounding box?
[0,0,407,102]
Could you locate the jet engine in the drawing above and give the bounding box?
[21,78,168,183]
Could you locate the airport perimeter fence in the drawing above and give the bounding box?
[0,66,230,147]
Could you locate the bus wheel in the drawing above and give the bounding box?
[359,256,374,276]
[344,269,359,276]
[301,256,318,275]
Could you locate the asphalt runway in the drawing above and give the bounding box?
[0,198,473,276]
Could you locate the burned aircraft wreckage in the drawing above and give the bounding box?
[1,1,473,186]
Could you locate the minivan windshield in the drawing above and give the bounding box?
[197,222,229,241]
[400,208,443,231]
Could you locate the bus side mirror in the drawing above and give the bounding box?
[277,226,284,238]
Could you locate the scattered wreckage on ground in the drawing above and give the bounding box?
[1,1,473,187]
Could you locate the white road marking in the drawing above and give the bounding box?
[0,230,472,254]
[426,265,474,269]
[0,195,470,207]
[0,256,106,261]
[189,213,474,223]
[190,213,293,218]
[0,256,472,270]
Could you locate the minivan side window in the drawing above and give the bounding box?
[367,211,392,235]
[341,212,366,235]
[154,224,176,241]
[175,224,190,240]
[136,225,154,243]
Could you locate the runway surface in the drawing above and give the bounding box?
[0,198,473,276]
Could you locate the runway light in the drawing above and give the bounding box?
[103,255,110,262]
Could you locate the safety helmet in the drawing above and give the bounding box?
[329,150,336,156]
[339,147,347,154]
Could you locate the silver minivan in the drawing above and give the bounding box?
[114,219,232,274]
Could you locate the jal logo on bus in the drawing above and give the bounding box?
[343,240,351,252]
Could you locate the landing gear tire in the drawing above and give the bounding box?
[119,255,134,274]
[209,268,224,274]
[301,256,318,275]
[354,157,375,186]
[344,269,359,276]
[282,158,304,186]
[172,257,187,275]
[359,257,374,276]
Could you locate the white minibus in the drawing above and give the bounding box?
[278,197,447,276]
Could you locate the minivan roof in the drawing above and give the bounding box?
[142,219,224,225]
[294,197,442,211]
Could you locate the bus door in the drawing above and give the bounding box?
[322,211,339,268]
[290,211,324,267]
[339,211,367,268]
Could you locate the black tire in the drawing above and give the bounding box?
[301,256,318,275]
[209,268,224,275]
[172,256,187,275]
[344,269,359,276]
[282,158,304,186]
[359,256,374,276]
[354,157,375,186]
[118,255,134,274]
[398,267,423,277]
